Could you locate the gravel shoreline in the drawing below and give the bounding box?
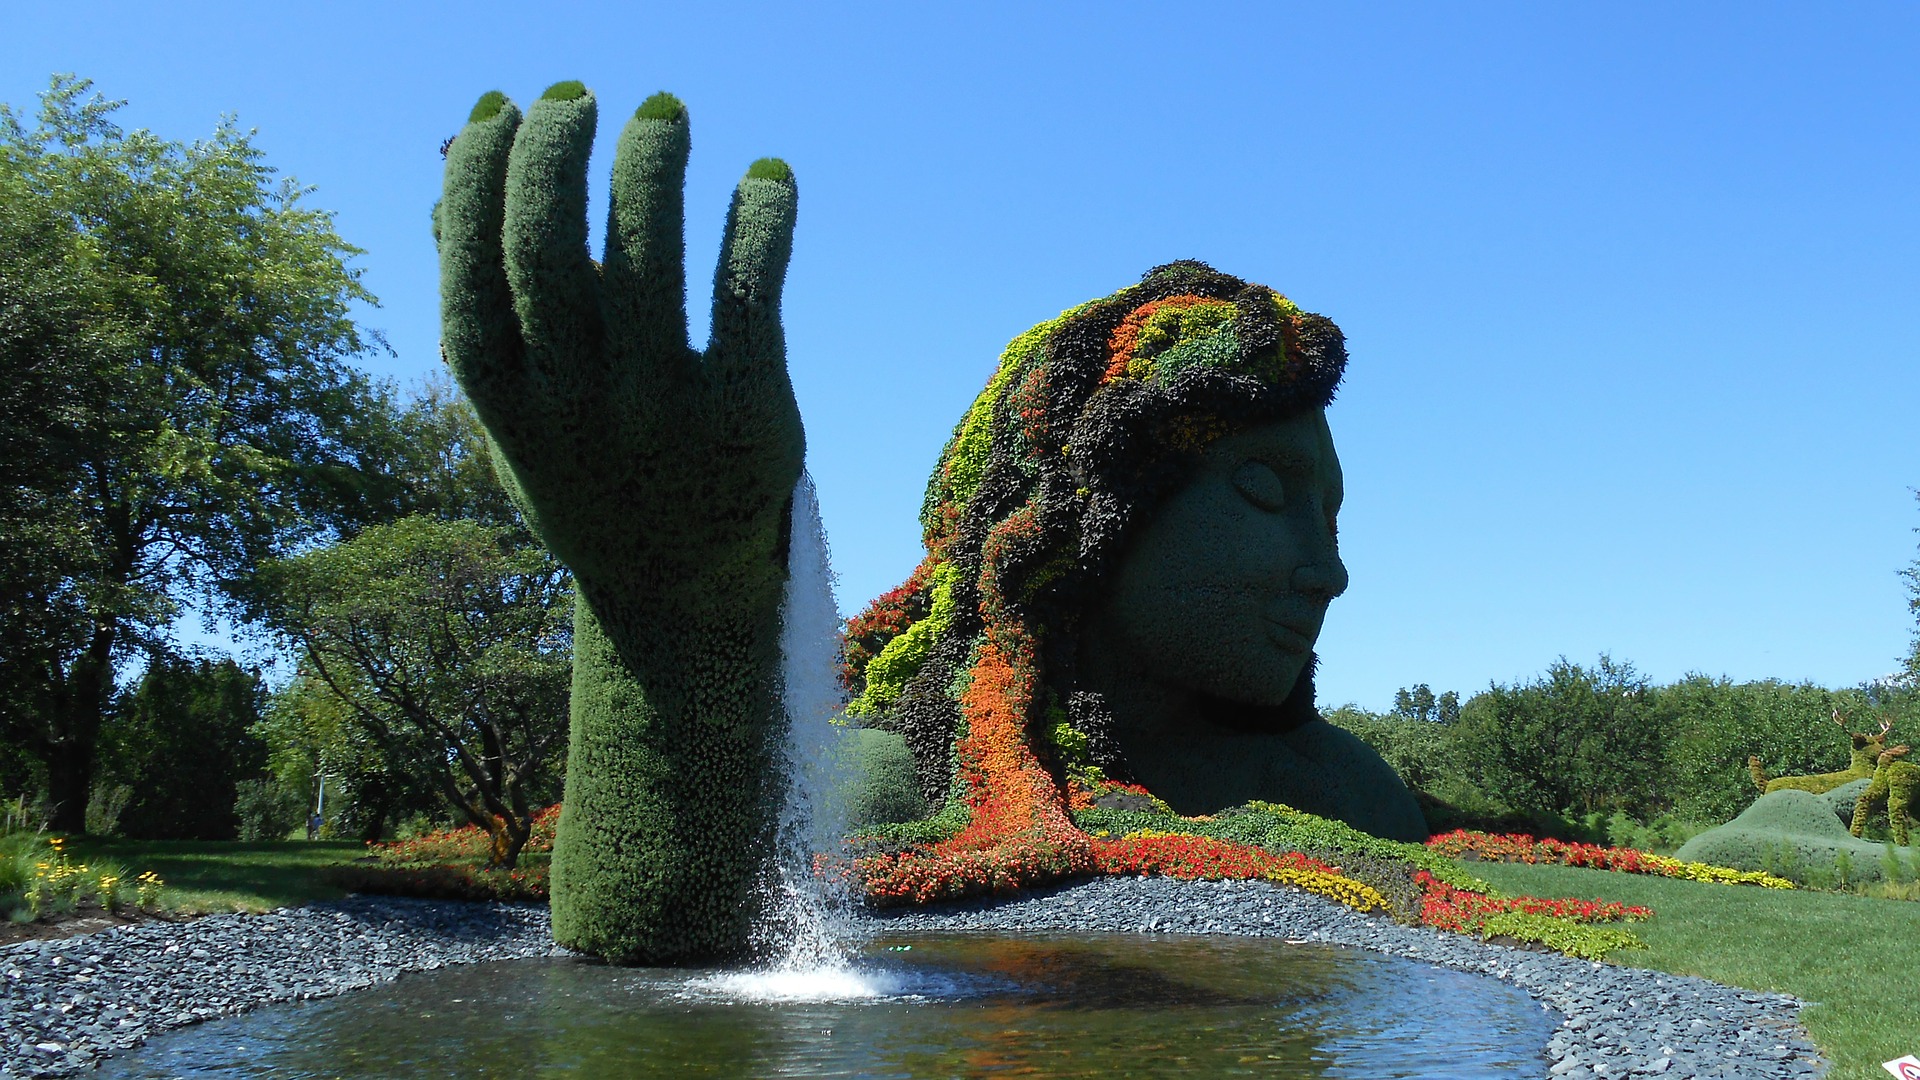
[0,881,1826,1079]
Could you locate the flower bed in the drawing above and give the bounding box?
[1425,829,1795,889]
[2,830,165,923]
[855,773,1657,959]
[328,806,560,902]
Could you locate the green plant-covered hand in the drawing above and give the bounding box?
[438,83,804,963]
[440,83,802,593]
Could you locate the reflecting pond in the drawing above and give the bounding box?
[101,934,1554,1079]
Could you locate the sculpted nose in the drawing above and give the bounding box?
[1292,548,1348,601]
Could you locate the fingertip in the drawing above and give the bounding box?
[540,80,590,103]
[635,91,687,123]
[467,90,510,124]
[744,157,793,184]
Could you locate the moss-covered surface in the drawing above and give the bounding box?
[838,263,1423,916]
[440,86,802,963]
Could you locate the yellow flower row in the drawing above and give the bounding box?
[1641,854,1795,889]
[1266,866,1390,913]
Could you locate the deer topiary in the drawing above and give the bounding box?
[1749,709,1893,796]
[1850,744,1918,846]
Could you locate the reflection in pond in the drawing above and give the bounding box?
[102,934,1553,1079]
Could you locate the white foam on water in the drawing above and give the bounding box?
[686,966,911,1003]
[753,470,862,975]
[680,964,992,1004]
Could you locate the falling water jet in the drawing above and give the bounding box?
[708,469,887,1001]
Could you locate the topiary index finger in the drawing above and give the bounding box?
[603,91,697,415]
[503,81,606,403]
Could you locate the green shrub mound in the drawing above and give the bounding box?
[1675,787,1918,887]
[1819,778,1872,824]
[845,729,926,830]
[439,86,803,962]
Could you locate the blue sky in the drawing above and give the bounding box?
[7,3,1917,710]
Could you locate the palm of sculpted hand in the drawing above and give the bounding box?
[438,86,802,597]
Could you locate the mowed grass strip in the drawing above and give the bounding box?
[59,838,364,915]
[1466,861,1920,1080]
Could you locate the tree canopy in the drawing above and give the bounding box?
[0,74,395,829]
[256,516,571,866]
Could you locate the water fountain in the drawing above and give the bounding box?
[93,469,1563,1078]
[61,82,1775,1077]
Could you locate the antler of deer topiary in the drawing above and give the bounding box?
[439,84,804,963]
[1850,744,1918,846]
[1749,709,1893,796]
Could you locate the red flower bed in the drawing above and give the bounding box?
[1413,870,1650,931]
[371,803,561,866]
[1426,829,1659,871]
[860,636,1100,904]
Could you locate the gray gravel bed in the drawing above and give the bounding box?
[0,880,1827,1079]
[0,898,560,1078]
[865,877,1827,1080]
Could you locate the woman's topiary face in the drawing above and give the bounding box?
[1089,409,1347,716]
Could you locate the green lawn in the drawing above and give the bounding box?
[58,838,364,915]
[1469,861,1920,1080]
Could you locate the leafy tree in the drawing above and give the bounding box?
[0,75,393,829]
[1390,684,1460,724]
[0,117,125,806]
[256,670,445,842]
[242,385,537,841]
[97,656,268,840]
[256,516,570,866]
[300,375,525,544]
[1322,703,1460,797]
[1652,676,1867,822]
[1455,656,1665,818]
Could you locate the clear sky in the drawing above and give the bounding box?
[7,2,1917,710]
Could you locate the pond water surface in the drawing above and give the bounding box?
[101,934,1555,1079]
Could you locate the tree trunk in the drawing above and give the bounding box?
[485,812,531,869]
[45,624,115,833]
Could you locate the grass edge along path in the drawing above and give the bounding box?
[1465,860,1920,1080]
[56,838,363,915]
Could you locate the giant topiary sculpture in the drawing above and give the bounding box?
[438,83,802,963]
[438,82,1439,949]
[843,261,1428,905]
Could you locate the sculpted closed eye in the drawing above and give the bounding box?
[1230,461,1286,511]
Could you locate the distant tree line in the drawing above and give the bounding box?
[0,76,568,863]
[1329,655,1920,843]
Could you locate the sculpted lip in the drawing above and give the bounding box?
[1263,616,1316,654]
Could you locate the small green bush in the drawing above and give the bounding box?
[845,729,926,829]
[234,779,307,842]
